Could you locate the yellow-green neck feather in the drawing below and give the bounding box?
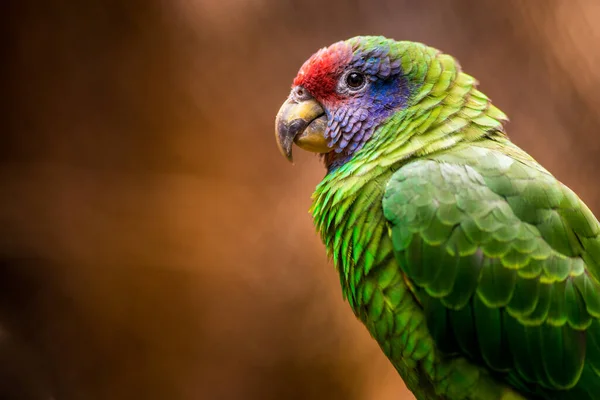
[310,51,509,303]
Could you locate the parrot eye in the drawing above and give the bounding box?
[345,72,365,89]
[338,70,367,95]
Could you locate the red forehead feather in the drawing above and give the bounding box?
[293,41,353,101]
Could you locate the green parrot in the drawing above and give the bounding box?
[274,36,600,399]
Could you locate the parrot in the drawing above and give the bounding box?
[274,36,600,400]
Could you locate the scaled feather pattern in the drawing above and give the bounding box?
[277,36,600,400]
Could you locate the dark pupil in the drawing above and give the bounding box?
[346,72,364,88]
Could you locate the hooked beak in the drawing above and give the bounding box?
[275,95,330,162]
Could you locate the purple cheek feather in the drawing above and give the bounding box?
[324,49,410,159]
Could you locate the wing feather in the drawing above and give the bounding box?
[382,147,600,397]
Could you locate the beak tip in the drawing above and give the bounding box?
[275,95,327,163]
[275,133,293,163]
[275,116,296,163]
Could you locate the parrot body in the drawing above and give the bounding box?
[275,36,600,399]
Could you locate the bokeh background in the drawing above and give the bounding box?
[2,1,600,399]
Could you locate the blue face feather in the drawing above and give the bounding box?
[322,46,410,169]
[326,74,409,150]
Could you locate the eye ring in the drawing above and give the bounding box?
[345,71,366,90]
[338,70,367,94]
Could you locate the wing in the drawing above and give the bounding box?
[382,144,600,398]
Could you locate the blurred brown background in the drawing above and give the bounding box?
[1,1,600,399]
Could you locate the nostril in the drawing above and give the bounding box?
[293,86,311,101]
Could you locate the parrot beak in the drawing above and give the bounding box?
[275,96,330,162]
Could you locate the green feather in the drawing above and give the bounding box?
[473,294,511,371]
[302,36,600,399]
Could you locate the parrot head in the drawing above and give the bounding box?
[275,36,425,169]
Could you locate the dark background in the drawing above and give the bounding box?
[2,1,600,399]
